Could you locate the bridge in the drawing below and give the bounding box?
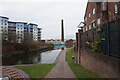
[46,40,65,45]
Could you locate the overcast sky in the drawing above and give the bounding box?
[0,0,88,40]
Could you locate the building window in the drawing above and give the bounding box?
[85,17,87,21]
[92,21,96,28]
[5,23,7,25]
[97,17,100,25]
[5,30,7,32]
[89,12,91,17]
[4,20,7,22]
[86,25,89,31]
[101,2,106,11]
[115,4,118,14]
[93,8,95,15]
[89,25,92,30]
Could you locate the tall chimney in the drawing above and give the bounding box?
[61,19,64,42]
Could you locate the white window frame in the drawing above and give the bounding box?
[93,8,95,15]
[85,17,87,21]
[89,25,91,30]
[115,4,118,14]
[86,26,88,31]
[89,12,91,17]
[92,20,96,28]
[97,17,100,25]
[101,2,106,11]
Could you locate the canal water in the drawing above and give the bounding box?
[3,45,66,65]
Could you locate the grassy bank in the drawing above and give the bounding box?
[66,48,103,78]
[15,64,55,79]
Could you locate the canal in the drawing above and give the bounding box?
[3,45,66,65]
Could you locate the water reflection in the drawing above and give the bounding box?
[3,45,66,65]
[39,49,61,64]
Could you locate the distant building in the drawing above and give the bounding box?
[37,28,42,41]
[8,21,16,42]
[16,22,27,43]
[0,16,9,41]
[1,16,42,43]
[83,1,120,32]
[27,23,38,41]
[8,21,27,43]
[65,39,75,47]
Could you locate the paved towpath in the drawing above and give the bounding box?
[45,49,76,78]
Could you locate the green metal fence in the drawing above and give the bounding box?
[81,18,120,58]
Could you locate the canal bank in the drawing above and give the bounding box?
[2,45,54,58]
[2,45,66,66]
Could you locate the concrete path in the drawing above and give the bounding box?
[45,49,76,78]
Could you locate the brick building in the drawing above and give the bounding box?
[83,1,120,32]
[75,1,120,78]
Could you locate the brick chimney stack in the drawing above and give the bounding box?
[61,19,64,42]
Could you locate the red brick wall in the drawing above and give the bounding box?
[84,2,120,31]
[80,49,120,78]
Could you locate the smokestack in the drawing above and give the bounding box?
[61,19,64,42]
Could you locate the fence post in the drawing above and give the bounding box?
[75,32,78,64]
[77,29,82,64]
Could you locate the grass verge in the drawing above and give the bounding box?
[15,64,55,79]
[66,48,103,78]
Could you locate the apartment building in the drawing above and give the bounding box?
[37,28,42,41]
[1,16,42,43]
[8,21,16,42]
[15,22,27,43]
[27,23,38,41]
[8,21,27,43]
[0,16,9,41]
[83,1,120,32]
